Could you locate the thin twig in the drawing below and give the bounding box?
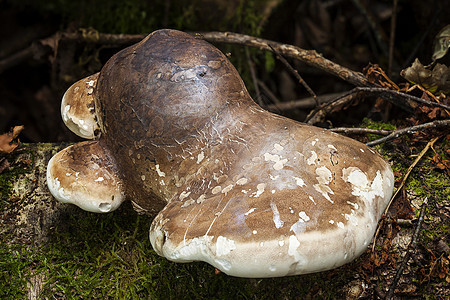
[357,87,450,110]
[330,127,390,136]
[305,86,450,125]
[366,120,449,146]
[268,44,318,106]
[257,79,281,105]
[265,92,345,111]
[372,137,439,253]
[245,48,263,106]
[386,197,428,300]
[385,137,438,217]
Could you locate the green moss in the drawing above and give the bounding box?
[0,200,352,299]
[361,118,397,141]
[406,156,449,203]
[0,173,13,208]
[407,164,450,239]
[389,137,450,296]
[0,240,34,299]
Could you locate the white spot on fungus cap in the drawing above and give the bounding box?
[149,128,395,278]
[150,140,393,277]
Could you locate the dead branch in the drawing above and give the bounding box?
[0,30,145,74]
[329,120,449,146]
[366,120,449,146]
[305,90,365,124]
[305,86,450,125]
[265,92,344,111]
[357,87,450,110]
[195,31,371,87]
[330,127,390,136]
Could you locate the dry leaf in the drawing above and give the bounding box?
[390,188,414,220]
[432,24,450,61]
[427,107,440,119]
[0,125,24,153]
[431,153,450,170]
[401,58,450,94]
[363,63,400,90]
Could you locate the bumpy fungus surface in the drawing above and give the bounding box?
[47,29,395,278]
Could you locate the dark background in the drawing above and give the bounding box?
[1,0,449,142]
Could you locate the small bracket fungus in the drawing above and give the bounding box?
[47,141,125,213]
[47,29,395,278]
[61,73,101,139]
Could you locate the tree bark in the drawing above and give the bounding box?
[1,143,78,299]
[2,143,76,246]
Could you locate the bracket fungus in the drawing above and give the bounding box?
[47,29,395,278]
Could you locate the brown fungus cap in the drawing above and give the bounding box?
[48,29,395,277]
[149,112,394,277]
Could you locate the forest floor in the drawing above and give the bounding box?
[1,0,449,299]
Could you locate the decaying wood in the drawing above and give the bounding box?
[1,143,75,247]
[1,143,82,299]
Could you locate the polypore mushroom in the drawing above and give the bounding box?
[47,29,395,277]
[60,73,101,139]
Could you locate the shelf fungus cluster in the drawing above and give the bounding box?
[47,29,395,278]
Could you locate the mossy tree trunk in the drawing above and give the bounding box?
[1,143,75,298]
[1,143,448,299]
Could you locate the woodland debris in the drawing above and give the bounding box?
[0,125,24,154]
